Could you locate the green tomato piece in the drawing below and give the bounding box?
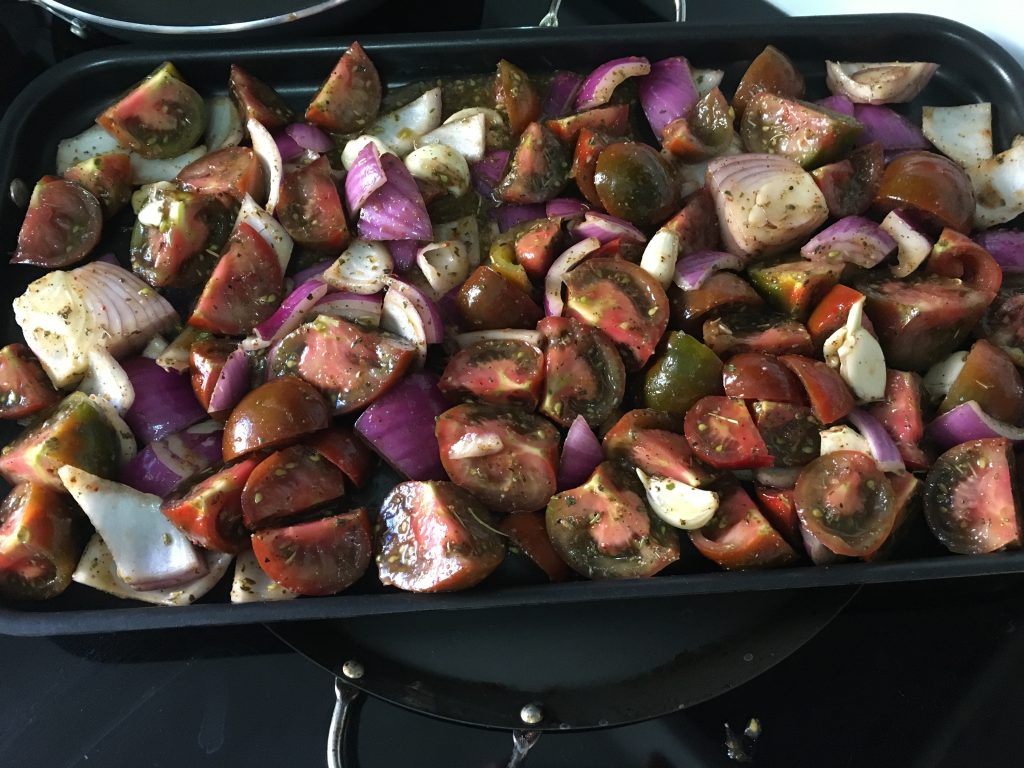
[741,93,862,170]
[747,257,844,320]
[643,331,723,416]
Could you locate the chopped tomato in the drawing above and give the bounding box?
[495,60,541,137]
[732,44,805,120]
[305,41,381,133]
[222,377,331,461]
[981,274,1024,367]
[753,401,820,468]
[161,458,259,553]
[741,93,862,169]
[925,228,1002,303]
[593,141,679,225]
[662,187,720,255]
[703,312,815,358]
[779,354,855,425]
[643,331,724,416]
[457,266,543,331]
[546,462,680,579]
[12,176,102,269]
[306,426,376,489]
[684,396,773,470]
[546,104,630,143]
[177,146,266,203]
[241,445,346,529]
[571,127,613,208]
[604,409,715,488]
[439,338,545,409]
[863,471,922,562]
[689,485,797,570]
[940,339,1024,424]
[754,486,801,549]
[276,155,351,254]
[721,352,805,404]
[499,511,571,582]
[0,484,83,600]
[747,258,844,321]
[496,122,569,204]
[866,370,932,471]
[661,88,732,161]
[252,509,372,596]
[0,344,60,420]
[377,481,506,592]
[807,284,873,349]
[811,142,883,218]
[874,151,975,234]
[189,338,236,416]
[514,218,563,279]
[63,151,133,219]
[668,271,764,335]
[229,64,295,131]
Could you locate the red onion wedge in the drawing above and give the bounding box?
[825,61,938,104]
[547,198,589,218]
[570,211,646,245]
[853,104,928,151]
[416,241,470,298]
[344,141,387,214]
[274,130,304,163]
[544,236,600,316]
[381,277,444,365]
[230,549,297,603]
[974,230,1024,272]
[322,239,393,295]
[74,534,232,606]
[816,94,855,116]
[576,56,651,111]
[846,408,905,473]
[121,356,207,445]
[368,87,443,157]
[455,329,544,348]
[245,278,329,351]
[638,56,699,140]
[292,258,333,285]
[354,370,449,481]
[358,152,433,241]
[207,347,250,414]
[205,95,243,152]
[922,103,993,166]
[492,203,546,233]
[247,118,283,213]
[238,194,293,273]
[341,135,389,170]
[927,400,1024,450]
[386,239,420,272]
[59,465,206,591]
[673,249,745,291]
[967,142,1024,228]
[471,150,511,197]
[541,71,585,119]
[801,215,897,268]
[313,291,384,327]
[557,415,603,491]
[286,122,333,153]
[707,153,828,258]
[883,209,934,278]
[416,113,487,163]
[120,421,223,497]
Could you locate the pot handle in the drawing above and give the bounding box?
[539,0,685,26]
[327,678,542,768]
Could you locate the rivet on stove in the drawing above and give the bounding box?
[519,703,544,725]
[341,660,365,680]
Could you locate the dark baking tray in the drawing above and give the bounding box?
[2,14,1023,636]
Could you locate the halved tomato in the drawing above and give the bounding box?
[241,445,347,529]
[0,484,84,600]
[603,409,714,488]
[439,338,545,409]
[305,41,381,133]
[874,151,975,234]
[753,401,820,468]
[779,354,855,425]
[668,271,764,335]
[546,462,680,579]
[689,485,797,570]
[703,312,815,358]
[97,61,205,160]
[177,146,266,203]
[495,59,541,138]
[457,266,544,331]
[276,155,351,254]
[229,64,295,131]
[161,458,259,553]
[794,450,896,557]
[306,426,376,489]
[252,508,372,596]
[11,176,101,268]
[0,344,60,420]
[565,257,670,369]
[436,403,560,514]
[538,316,626,428]
[546,104,630,144]
[940,339,1024,424]
[593,141,679,225]
[63,151,133,219]
[923,438,1022,555]
[684,396,773,470]
[722,352,805,404]
[222,377,331,461]
[866,370,932,471]
[189,221,284,336]
[377,481,506,592]
[495,122,569,204]
[499,511,571,582]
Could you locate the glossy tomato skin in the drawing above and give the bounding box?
[925,228,1002,303]
[662,88,732,161]
[277,156,351,254]
[496,122,569,204]
[241,445,347,530]
[795,451,896,557]
[740,93,862,170]
[0,344,60,420]
[229,64,295,131]
[546,104,630,144]
[97,62,206,160]
[863,471,922,562]
[252,508,372,596]
[439,339,545,409]
[746,258,844,321]
[874,151,975,233]
[779,354,855,425]
[546,461,680,579]
[514,218,563,280]
[495,60,541,138]
[12,176,102,269]
[866,370,932,471]
[377,481,506,592]
[722,352,805,404]
[703,312,815,359]
[0,484,84,600]
[306,41,381,133]
[161,458,259,553]
[689,485,797,570]
[565,258,670,369]
[593,142,679,226]
[662,187,720,254]
[177,146,266,203]
[538,316,626,429]
[436,403,560,514]
[499,511,571,582]
[603,409,715,488]
[981,274,1024,367]
[306,427,376,489]
[668,272,764,335]
[752,401,820,468]
[643,332,723,416]
[294,315,417,414]
[924,438,1022,555]
[571,127,614,208]
[753,486,801,549]
[732,44,805,121]
[940,340,1024,424]
[190,337,236,416]
[684,396,773,470]
[222,377,331,461]
[457,266,544,331]
[63,151,133,219]
[807,284,874,350]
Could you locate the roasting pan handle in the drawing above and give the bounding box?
[538,0,685,27]
[327,678,541,768]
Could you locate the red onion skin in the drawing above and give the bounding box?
[639,56,699,139]
[927,400,1024,450]
[557,415,603,490]
[285,122,333,153]
[207,348,251,414]
[387,240,420,272]
[846,408,905,472]
[344,141,387,215]
[492,204,546,233]
[291,259,333,285]
[576,56,651,111]
[816,94,855,116]
[471,151,510,198]
[674,250,744,290]
[387,278,444,344]
[274,131,304,163]
[570,212,646,245]
[975,231,1024,273]
[120,425,223,497]
[541,71,584,120]
[854,104,928,150]
[357,153,433,241]
[121,357,207,445]
[254,279,329,344]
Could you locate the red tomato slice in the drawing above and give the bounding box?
[241,445,347,530]
[12,176,102,269]
[439,338,545,409]
[565,258,670,370]
[495,122,570,204]
[924,438,1021,555]
[305,41,382,133]
[545,104,630,143]
[457,266,544,331]
[377,481,507,592]
[926,228,1002,304]
[0,344,60,420]
[684,396,773,470]
[189,222,284,335]
[807,284,874,350]
[277,156,351,254]
[305,427,376,489]
[863,471,921,562]
[721,352,805,404]
[229,64,295,131]
[940,339,1024,425]
[495,59,541,138]
[63,151,133,219]
[795,451,896,557]
[251,509,372,596]
[436,402,560,514]
[779,354,855,425]
[603,409,714,487]
[753,401,820,468]
[514,218,563,279]
[571,127,613,208]
[161,458,259,553]
[189,338,237,416]
[499,511,571,582]
[177,146,266,203]
[703,313,815,359]
[689,485,797,570]
[754,486,801,549]
[669,272,764,335]
[662,187,720,255]
[222,377,331,461]
[296,316,417,414]
[0,483,83,600]
[866,370,930,473]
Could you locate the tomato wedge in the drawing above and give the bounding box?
[161,458,259,553]
[229,64,295,131]
[546,104,630,143]
[439,338,545,409]
[684,396,773,470]
[669,272,764,335]
[222,377,331,461]
[807,284,874,350]
[593,141,679,225]
[940,339,1024,425]
[305,41,382,133]
[495,59,541,138]
[12,176,102,269]
[514,218,563,279]
[277,155,351,254]
[571,127,613,208]
[753,401,820,468]
[754,486,801,549]
[866,370,931,471]
[63,151,133,219]
[604,409,715,488]
[925,228,1002,303]
[189,338,236,416]
[779,354,855,425]
[0,484,83,600]
[177,146,266,203]
[499,511,572,582]
[721,352,805,404]
[306,427,376,489]
[689,485,797,570]
[458,266,544,331]
[662,187,720,255]
[252,509,372,596]
[703,312,815,359]
[241,445,347,530]
[496,122,570,204]
[0,344,60,420]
